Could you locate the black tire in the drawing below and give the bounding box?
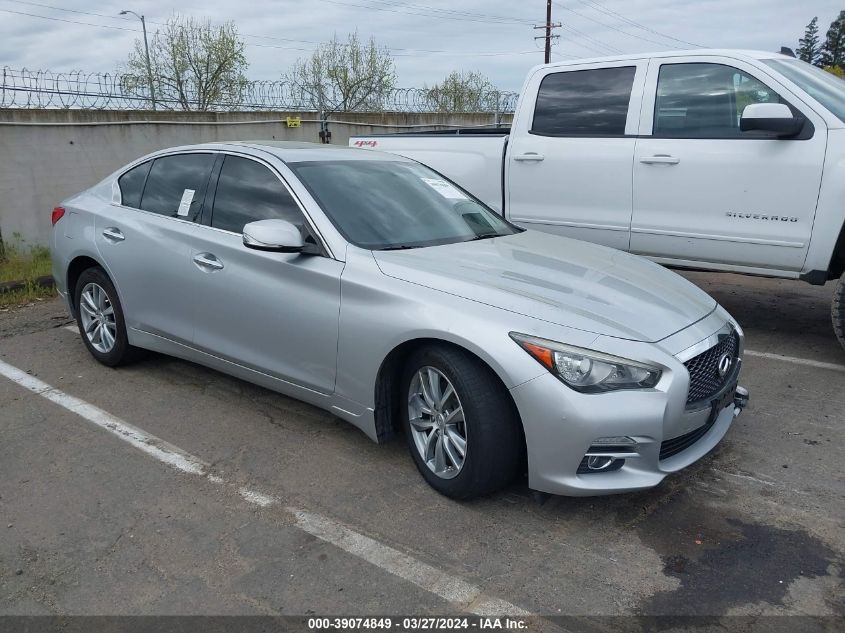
[400,345,523,500]
[74,267,140,367]
[834,271,845,352]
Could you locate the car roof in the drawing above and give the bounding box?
[222,140,405,164]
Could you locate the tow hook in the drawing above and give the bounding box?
[734,386,749,413]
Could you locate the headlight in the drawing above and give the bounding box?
[510,333,661,393]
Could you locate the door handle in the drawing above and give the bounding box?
[102,227,125,242]
[513,153,545,162]
[640,155,680,165]
[192,252,224,271]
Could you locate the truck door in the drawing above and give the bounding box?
[505,60,648,251]
[631,56,827,272]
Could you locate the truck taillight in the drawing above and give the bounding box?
[51,207,65,226]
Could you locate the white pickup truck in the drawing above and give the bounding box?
[350,49,845,350]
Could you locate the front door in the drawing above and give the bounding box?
[189,153,343,394]
[631,57,827,272]
[505,61,648,251]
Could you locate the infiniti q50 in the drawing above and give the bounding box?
[52,142,748,499]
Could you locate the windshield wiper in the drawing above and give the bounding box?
[379,244,419,251]
[463,233,501,243]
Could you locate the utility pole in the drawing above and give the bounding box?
[120,9,157,110]
[534,0,561,64]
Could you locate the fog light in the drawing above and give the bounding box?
[592,436,637,446]
[587,456,616,471]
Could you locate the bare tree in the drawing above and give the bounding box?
[424,71,500,113]
[122,15,248,111]
[285,32,396,113]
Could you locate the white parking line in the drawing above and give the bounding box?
[745,349,845,373]
[0,358,208,475]
[293,509,529,616]
[0,356,530,617]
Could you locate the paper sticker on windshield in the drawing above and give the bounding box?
[177,189,195,217]
[422,178,467,200]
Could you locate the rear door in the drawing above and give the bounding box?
[95,152,216,344]
[505,60,648,251]
[189,153,343,393]
[631,56,827,272]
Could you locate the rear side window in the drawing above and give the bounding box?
[532,66,636,136]
[117,160,151,208]
[210,155,304,234]
[140,153,216,219]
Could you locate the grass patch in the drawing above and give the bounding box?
[0,238,52,283]
[0,283,56,308]
[0,234,56,307]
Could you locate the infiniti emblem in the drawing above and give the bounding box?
[717,352,733,378]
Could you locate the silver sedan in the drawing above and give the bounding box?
[52,141,748,499]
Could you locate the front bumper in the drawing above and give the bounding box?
[510,325,749,497]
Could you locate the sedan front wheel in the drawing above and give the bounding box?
[401,345,523,499]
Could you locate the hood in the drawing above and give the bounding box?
[372,230,717,343]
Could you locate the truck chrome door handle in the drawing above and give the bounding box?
[514,153,545,162]
[102,227,125,242]
[640,155,680,165]
[193,253,224,271]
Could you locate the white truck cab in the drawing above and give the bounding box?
[350,50,845,350]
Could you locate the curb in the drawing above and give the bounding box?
[0,275,55,294]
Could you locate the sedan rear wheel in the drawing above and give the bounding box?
[74,267,140,367]
[401,345,523,499]
[79,282,117,354]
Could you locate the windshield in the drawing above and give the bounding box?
[288,160,521,250]
[764,58,845,123]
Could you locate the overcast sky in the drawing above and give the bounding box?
[0,0,842,90]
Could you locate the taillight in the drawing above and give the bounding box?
[51,207,65,226]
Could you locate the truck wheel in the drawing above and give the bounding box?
[834,271,845,351]
[401,345,523,500]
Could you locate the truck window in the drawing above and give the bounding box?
[531,66,636,136]
[654,63,785,138]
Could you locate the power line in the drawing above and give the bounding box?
[552,0,702,50]
[340,0,536,25]
[314,0,534,25]
[580,0,703,48]
[0,3,549,59]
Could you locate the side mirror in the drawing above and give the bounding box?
[740,103,803,137]
[243,219,304,253]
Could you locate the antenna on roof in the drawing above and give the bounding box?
[780,47,797,58]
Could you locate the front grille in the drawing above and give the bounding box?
[660,418,716,460]
[683,331,739,406]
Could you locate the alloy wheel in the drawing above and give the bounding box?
[79,282,117,353]
[407,366,468,479]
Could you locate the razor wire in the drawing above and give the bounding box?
[0,67,519,114]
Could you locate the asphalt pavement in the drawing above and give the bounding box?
[0,270,843,627]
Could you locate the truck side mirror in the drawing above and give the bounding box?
[740,103,803,137]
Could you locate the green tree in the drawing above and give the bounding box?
[122,15,248,111]
[797,17,821,65]
[423,70,501,112]
[820,10,845,68]
[285,32,396,113]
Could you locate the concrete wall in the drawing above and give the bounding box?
[0,109,512,247]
